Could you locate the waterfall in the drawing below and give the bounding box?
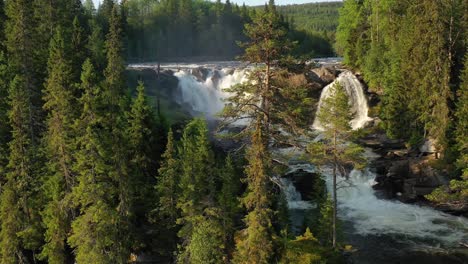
[320,167,468,246]
[279,177,315,210]
[313,71,372,130]
[174,68,248,116]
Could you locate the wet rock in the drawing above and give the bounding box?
[211,70,222,88]
[191,67,209,82]
[224,68,235,75]
[367,93,380,107]
[305,71,325,85]
[311,66,337,85]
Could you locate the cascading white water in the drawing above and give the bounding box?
[279,177,315,210]
[283,161,468,246]
[321,168,468,246]
[313,71,372,130]
[174,68,248,116]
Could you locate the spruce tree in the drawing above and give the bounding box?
[103,5,132,259]
[0,1,8,176]
[307,82,365,248]
[156,129,179,226]
[0,73,44,262]
[0,51,8,178]
[176,119,222,263]
[233,121,273,264]
[426,54,468,205]
[126,81,159,249]
[1,1,44,260]
[5,0,41,143]
[40,27,77,264]
[68,59,121,264]
[217,154,240,250]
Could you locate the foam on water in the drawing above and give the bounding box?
[321,169,468,246]
[174,68,248,116]
[313,71,372,130]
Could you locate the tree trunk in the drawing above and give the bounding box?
[332,130,337,249]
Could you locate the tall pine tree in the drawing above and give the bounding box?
[40,27,77,264]
[68,59,121,264]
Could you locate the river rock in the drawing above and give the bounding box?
[419,138,437,154]
[311,66,337,85]
[191,67,209,82]
[211,70,222,88]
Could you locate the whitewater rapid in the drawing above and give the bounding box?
[174,68,248,116]
[284,163,468,247]
[313,70,372,130]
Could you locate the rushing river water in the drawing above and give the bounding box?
[128,60,468,263]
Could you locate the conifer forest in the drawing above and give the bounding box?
[0,0,466,263]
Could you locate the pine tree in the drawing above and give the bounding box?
[0,51,8,178]
[426,54,468,205]
[233,122,274,264]
[156,129,179,226]
[103,5,132,259]
[0,75,42,263]
[71,16,88,84]
[5,0,41,143]
[68,59,121,264]
[217,154,240,250]
[0,1,8,175]
[186,208,225,264]
[87,19,107,72]
[40,27,77,264]
[126,81,159,249]
[176,118,221,263]
[1,2,45,260]
[307,82,365,248]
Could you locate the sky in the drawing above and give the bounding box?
[92,0,340,8]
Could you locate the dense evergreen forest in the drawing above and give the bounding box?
[0,0,342,263]
[0,0,466,263]
[275,1,342,51]
[336,0,468,205]
[125,0,337,61]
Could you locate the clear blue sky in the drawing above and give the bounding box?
[92,0,340,8]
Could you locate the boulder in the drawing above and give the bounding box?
[419,138,437,154]
[311,66,337,85]
[191,67,209,82]
[387,160,410,179]
[211,70,222,88]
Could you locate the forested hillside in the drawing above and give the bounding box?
[125,0,336,61]
[0,0,342,263]
[278,2,341,32]
[0,0,466,263]
[336,0,468,204]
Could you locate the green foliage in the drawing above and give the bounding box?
[0,51,9,176]
[123,0,335,61]
[40,27,77,264]
[186,209,225,264]
[317,196,333,247]
[307,82,365,248]
[68,59,125,264]
[176,118,225,262]
[426,54,468,205]
[0,75,43,263]
[217,154,240,248]
[276,2,342,33]
[233,124,274,264]
[156,129,179,226]
[337,0,467,154]
[280,228,322,264]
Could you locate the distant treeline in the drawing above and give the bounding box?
[277,1,342,33]
[125,0,336,62]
